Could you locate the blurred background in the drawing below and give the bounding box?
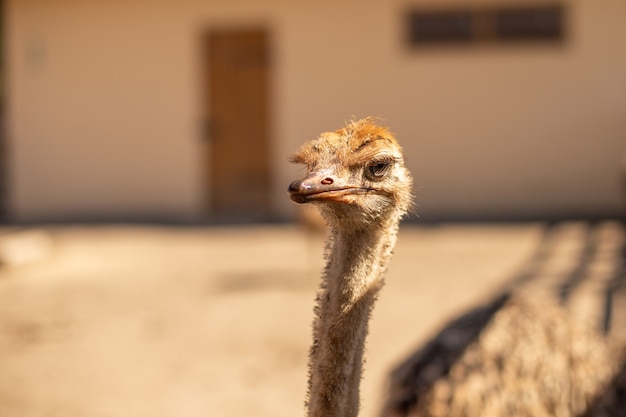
[1,0,624,224]
[0,1,625,417]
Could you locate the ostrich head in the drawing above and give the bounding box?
[288,118,413,230]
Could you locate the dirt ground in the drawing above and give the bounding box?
[0,222,621,417]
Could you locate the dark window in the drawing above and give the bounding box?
[495,6,564,41]
[407,4,565,47]
[407,10,474,44]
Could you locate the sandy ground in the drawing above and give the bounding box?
[0,222,620,417]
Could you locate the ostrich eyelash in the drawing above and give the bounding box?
[365,156,396,179]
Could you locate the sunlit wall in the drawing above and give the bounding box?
[5,0,626,222]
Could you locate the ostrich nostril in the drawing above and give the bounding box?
[321,178,334,185]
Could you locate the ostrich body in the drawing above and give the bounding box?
[381,292,623,417]
[288,118,625,417]
[381,222,626,417]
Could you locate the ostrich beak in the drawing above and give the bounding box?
[288,171,369,204]
[288,170,338,204]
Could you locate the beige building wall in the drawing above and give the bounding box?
[5,0,626,222]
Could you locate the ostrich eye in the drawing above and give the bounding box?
[366,160,392,180]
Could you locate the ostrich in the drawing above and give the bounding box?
[288,117,412,417]
[287,118,625,417]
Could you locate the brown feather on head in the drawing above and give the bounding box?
[288,117,413,226]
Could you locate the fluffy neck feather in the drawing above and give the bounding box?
[307,212,402,417]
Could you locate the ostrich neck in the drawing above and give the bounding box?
[307,214,401,417]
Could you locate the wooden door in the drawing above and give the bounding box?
[204,30,272,221]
